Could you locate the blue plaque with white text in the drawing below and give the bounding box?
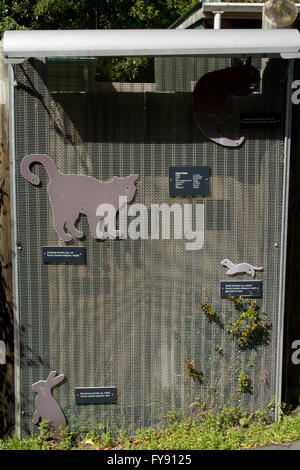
[220,281,262,298]
[75,387,117,404]
[43,246,85,263]
[169,166,210,196]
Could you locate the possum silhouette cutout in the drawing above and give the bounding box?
[32,371,66,439]
[193,58,260,147]
[21,154,138,241]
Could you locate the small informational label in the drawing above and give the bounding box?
[43,246,85,263]
[220,280,262,298]
[240,113,281,129]
[75,387,117,404]
[169,166,210,196]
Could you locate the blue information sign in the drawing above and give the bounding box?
[169,166,210,196]
[75,387,117,404]
[220,280,262,298]
[43,246,85,263]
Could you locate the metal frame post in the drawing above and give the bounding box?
[275,59,294,420]
[8,63,21,438]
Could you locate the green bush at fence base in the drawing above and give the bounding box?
[1,405,300,450]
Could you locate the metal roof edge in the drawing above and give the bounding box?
[169,1,203,29]
[3,29,300,63]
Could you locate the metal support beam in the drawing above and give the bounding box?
[8,63,21,438]
[275,59,295,420]
[2,29,300,62]
[213,12,224,29]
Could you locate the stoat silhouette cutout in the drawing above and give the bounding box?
[193,58,260,147]
[21,154,138,241]
[221,259,263,279]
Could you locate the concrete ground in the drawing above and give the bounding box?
[254,440,300,450]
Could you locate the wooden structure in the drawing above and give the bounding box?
[0,40,14,436]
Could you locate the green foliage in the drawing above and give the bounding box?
[96,57,154,83]
[192,296,271,410]
[164,409,182,426]
[200,302,224,328]
[129,0,194,28]
[238,371,252,394]
[1,407,300,450]
[37,419,54,442]
[0,0,33,37]
[0,0,194,81]
[226,296,270,350]
[0,0,195,36]
[200,302,214,317]
[184,360,204,381]
[58,425,80,450]
[122,407,300,450]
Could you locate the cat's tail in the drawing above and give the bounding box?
[20,154,58,185]
[193,113,244,148]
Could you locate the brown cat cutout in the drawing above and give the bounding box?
[193,57,260,147]
[21,154,138,241]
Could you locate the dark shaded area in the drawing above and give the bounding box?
[0,230,14,438]
[283,60,300,408]
[0,51,14,436]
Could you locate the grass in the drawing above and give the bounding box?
[1,406,300,451]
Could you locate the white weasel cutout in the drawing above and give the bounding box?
[221,259,263,279]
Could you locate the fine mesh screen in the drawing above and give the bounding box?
[13,56,287,436]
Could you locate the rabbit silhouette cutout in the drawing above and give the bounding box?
[32,371,66,439]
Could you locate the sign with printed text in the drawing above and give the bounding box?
[169,166,210,196]
[75,387,117,404]
[220,280,262,298]
[240,113,281,129]
[43,246,85,263]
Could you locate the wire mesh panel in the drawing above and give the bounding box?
[13,56,287,436]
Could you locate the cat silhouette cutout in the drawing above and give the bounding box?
[193,57,260,147]
[32,371,66,439]
[20,154,138,241]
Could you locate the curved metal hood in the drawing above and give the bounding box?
[2,28,300,63]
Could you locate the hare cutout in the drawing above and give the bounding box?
[32,371,66,439]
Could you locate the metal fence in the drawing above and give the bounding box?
[12,56,288,436]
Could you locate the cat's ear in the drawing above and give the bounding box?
[245,57,252,66]
[130,174,139,182]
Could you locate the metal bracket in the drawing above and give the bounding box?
[281,52,300,59]
[3,57,25,64]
